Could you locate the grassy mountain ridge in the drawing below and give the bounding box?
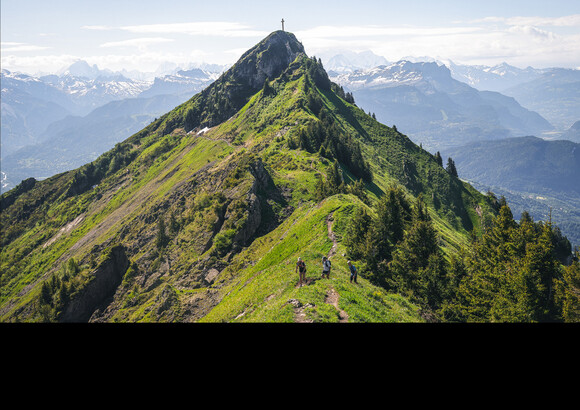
[1,31,540,322]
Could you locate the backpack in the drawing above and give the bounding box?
[323,259,331,271]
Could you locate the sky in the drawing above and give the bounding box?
[2,0,580,76]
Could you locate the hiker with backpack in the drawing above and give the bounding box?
[296,257,307,286]
[321,256,331,279]
[348,260,358,284]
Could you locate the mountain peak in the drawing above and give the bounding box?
[183,31,307,130]
[232,30,306,88]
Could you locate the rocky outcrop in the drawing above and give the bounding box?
[231,158,277,246]
[184,31,306,131]
[232,30,306,89]
[60,245,129,322]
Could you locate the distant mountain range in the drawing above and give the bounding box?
[2,55,579,198]
[1,63,223,191]
[329,60,554,152]
[448,62,580,131]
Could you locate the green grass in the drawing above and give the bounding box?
[0,48,493,323]
[200,195,423,322]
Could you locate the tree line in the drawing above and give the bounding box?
[343,185,579,322]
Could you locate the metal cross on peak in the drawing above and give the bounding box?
[281,18,285,31]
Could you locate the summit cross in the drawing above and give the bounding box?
[281,18,285,31]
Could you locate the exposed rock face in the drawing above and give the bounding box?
[60,245,129,322]
[232,30,306,89]
[232,158,274,246]
[184,31,306,130]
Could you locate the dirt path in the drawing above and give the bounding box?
[292,211,348,322]
[325,287,349,322]
[326,212,338,258]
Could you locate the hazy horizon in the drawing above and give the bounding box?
[2,0,579,76]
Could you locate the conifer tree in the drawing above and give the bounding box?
[446,157,458,177]
[40,281,52,306]
[328,159,343,191]
[555,249,580,322]
[435,151,443,167]
[388,208,448,311]
[344,206,372,261]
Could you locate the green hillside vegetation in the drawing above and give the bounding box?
[1,31,577,323]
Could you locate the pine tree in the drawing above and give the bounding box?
[344,206,373,260]
[40,281,52,306]
[388,214,448,311]
[446,157,458,177]
[435,151,443,167]
[328,159,343,192]
[555,249,580,322]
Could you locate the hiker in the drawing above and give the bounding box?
[321,256,331,279]
[296,257,307,286]
[348,260,358,284]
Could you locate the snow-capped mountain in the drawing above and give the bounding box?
[323,50,389,73]
[447,61,547,92]
[330,60,453,91]
[41,66,152,115]
[330,60,553,152]
[139,68,219,99]
[0,62,222,191]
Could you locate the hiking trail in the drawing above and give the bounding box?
[326,212,338,258]
[292,210,348,322]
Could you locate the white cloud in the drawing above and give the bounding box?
[119,21,268,37]
[476,14,580,27]
[100,37,175,49]
[1,42,50,52]
[81,25,115,31]
[1,54,79,74]
[294,16,580,69]
[297,25,482,39]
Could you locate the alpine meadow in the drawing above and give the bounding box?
[1,31,578,323]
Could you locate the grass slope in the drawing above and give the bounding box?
[0,49,493,322]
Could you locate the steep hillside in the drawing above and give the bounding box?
[0,31,531,323]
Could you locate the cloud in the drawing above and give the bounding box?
[294,19,580,69]
[1,42,50,52]
[508,25,558,41]
[100,37,175,49]
[476,14,580,27]
[119,21,268,37]
[296,25,482,39]
[82,25,115,31]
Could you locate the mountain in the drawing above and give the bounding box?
[447,61,546,92]
[59,60,116,80]
[40,70,151,115]
[1,94,184,191]
[446,136,580,247]
[138,68,219,99]
[1,31,573,323]
[1,66,151,159]
[502,68,580,132]
[1,70,75,158]
[562,121,580,143]
[324,50,389,73]
[1,65,220,192]
[330,61,553,152]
